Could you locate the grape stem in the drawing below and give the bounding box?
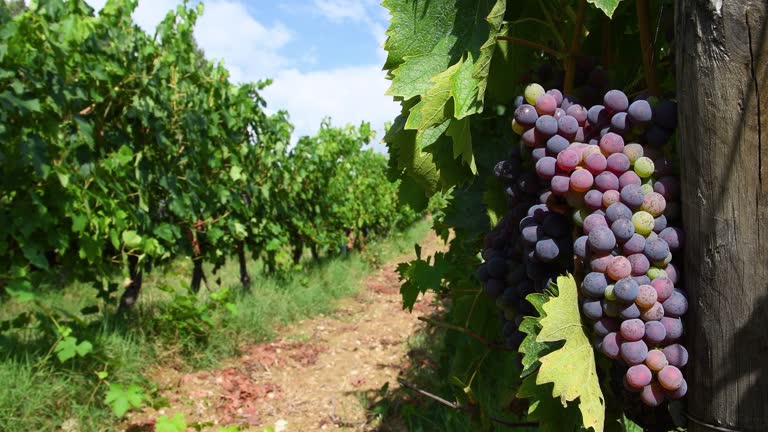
[417,316,515,352]
[637,0,661,96]
[496,36,562,58]
[397,379,539,428]
[563,0,586,95]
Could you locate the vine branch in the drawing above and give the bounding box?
[564,0,587,95]
[637,0,661,95]
[397,380,540,428]
[417,316,515,351]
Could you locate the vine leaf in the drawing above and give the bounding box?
[383,0,507,191]
[517,292,550,376]
[586,0,623,18]
[396,246,449,311]
[536,274,605,432]
[517,374,583,432]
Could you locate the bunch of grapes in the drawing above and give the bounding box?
[515,82,689,407]
[477,149,541,351]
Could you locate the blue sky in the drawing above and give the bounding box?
[84,0,396,148]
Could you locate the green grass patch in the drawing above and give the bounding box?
[0,220,431,432]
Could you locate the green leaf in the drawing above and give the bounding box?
[587,0,623,18]
[156,413,187,432]
[6,286,36,303]
[535,275,605,432]
[122,230,142,249]
[518,292,550,375]
[446,117,475,174]
[54,336,93,362]
[397,250,449,311]
[105,383,145,418]
[516,375,582,432]
[229,165,243,181]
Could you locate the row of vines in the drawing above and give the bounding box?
[0,0,418,312]
[384,0,691,430]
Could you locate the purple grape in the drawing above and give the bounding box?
[640,302,665,322]
[606,153,631,175]
[661,317,683,342]
[601,332,622,359]
[521,225,542,246]
[588,226,617,253]
[515,104,539,128]
[611,218,636,243]
[557,115,579,139]
[584,190,604,210]
[594,318,619,337]
[620,340,649,365]
[485,278,505,298]
[619,171,642,189]
[659,227,684,252]
[531,147,547,162]
[582,299,604,320]
[551,175,570,195]
[566,104,587,125]
[666,379,688,399]
[619,302,641,320]
[599,132,625,154]
[620,319,645,341]
[522,128,537,147]
[658,365,684,390]
[611,112,630,134]
[535,156,557,179]
[595,172,619,192]
[528,204,551,221]
[628,253,650,276]
[662,291,688,317]
[546,135,570,155]
[627,99,652,125]
[583,213,608,234]
[604,89,629,113]
[665,262,680,284]
[663,344,689,368]
[654,100,677,130]
[633,275,652,286]
[582,272,608,297]
[535,238,560,262]
[620,184,645,209]
[587,105,608,126]
[614,277,639,303]
[644,238,670,262]
[626,364,653,388]
[535,115,558,137]
[574,235,589,259]
[653,215,668,233]
[644,321,667,344]
[606,202,632,224]
[546,89,564,105]
[623,234,647,255]
[641,383,665,407]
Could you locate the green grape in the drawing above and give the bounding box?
[641,184,654,194]
[647,267,668,280]
[634,157,655,178]
[524,83,545,105]
[511,119,525,135]
[632,211,655,236]
[604,284,617,301]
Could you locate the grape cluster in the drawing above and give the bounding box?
[516,83,689,407]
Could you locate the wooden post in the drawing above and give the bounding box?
[676,1,768,431]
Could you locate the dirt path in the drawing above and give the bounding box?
[126,230,444,432]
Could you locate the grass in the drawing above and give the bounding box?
[0,219,431,432]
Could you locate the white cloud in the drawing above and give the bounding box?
[312,0,368,22]
[262,65,398,149]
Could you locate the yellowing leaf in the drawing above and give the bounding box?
[536,274,605,432]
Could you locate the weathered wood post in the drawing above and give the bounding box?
[676,1,768,431]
